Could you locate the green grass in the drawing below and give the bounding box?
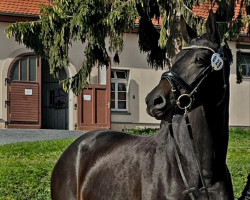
[0,139,75,200]
[227,128,250,198]
[0,128,249,199]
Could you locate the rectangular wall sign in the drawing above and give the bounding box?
[83,95,91,101]
[25,89,33,96]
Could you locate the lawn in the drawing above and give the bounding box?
[0,128,249,200]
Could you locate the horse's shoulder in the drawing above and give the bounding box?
[67,130,134,151]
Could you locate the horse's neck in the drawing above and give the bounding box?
[154,107,214,188]
[203,95,230,172]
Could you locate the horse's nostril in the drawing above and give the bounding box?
[154,96,164,106]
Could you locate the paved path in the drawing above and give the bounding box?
[0,129,87,145]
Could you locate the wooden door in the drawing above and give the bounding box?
[7,55,41,129]
[78,66,111,130]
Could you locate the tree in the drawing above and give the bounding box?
[6,0,249,94]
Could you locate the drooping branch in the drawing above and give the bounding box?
[5,0,249,94]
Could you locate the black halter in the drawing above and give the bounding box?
[162,45,226,200]
[161,45,223,112]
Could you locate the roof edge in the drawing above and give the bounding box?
[0,11,39,18]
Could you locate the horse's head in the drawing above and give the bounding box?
[146,11,229,121]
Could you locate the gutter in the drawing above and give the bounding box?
[0,11,39,18]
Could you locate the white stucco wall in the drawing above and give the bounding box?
[0,22,78,129]
[0,22,31,128]
[109,34,164,127]
[69,33,165,128]
[228,41,250,127]
[1,20,249,129]
[0,22,164,129]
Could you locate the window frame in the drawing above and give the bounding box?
[239,52,250,79]
[9,55,38,82]
[111,69,129,112]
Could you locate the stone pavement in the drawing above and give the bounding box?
[0,129,87,145]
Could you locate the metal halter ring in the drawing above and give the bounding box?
[176,94,192,110]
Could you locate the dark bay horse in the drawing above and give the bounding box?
[51,12,234,200]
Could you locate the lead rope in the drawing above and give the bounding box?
[184,108,210,200]
[169,123,196,200]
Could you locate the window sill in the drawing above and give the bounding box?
[111,111,131,115]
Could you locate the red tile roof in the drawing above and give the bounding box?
[0,0,50,16]
[0,0,247,32]
[192,0,246,20]
[193,0,247,33]
[135,17,162,27]
[193,2,219,18]
[135,1,246,28]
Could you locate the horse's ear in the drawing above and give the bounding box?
[206,10,220,44]
[180,15,197,43]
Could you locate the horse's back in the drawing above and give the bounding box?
[51,130,145,200]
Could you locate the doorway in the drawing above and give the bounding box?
[41,59,69,130]
[77,66,111,130]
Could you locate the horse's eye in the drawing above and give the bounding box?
[195,57,205,63]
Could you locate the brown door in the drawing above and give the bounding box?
[7,55,41,129]
[78,66,111,130]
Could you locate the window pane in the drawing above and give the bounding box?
[247,66,250,76]
[242,65,247,76]
[99,66,107,85]
[20,59,27,81]
[10,62,19,81]
[111,92,115,100]
[242,54,250,64]
[116,71,126,79]
[111,101,115,109]
[29,57,37,81]
[118,92,126,100]
[118,101,126,109]
[111,83,115,91]
[118,83,126,91]
[111,71,115,78]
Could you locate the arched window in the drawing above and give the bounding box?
[10,55,38,82]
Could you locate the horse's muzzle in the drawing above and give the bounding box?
[146,94,168,119]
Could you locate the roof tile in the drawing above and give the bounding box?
[0,0,50,16]
[0,0,247,33]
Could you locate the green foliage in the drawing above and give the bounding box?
[126,127,159,135]
[0,128,249,199]
[5,0,249,94]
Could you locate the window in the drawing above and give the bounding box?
[10,56,38,82]
[240,53,250,77]
[111,70,129,111]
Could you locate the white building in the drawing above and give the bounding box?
[0,0,249,130]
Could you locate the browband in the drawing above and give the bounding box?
[182,45,216,53]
